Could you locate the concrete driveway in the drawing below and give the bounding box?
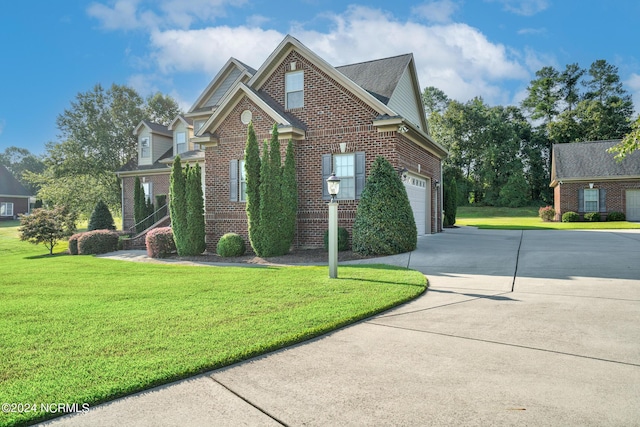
[42,228,640,426]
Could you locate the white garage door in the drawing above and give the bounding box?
[626,190,640,221]
[404,175,429,235]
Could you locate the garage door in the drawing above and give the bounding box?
[404,175,429,235]
[626,190,640,221]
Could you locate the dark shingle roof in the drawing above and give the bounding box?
[553,140,640,180]
[336,54,412,105]
[0,164,31,196]
[116,148,173,173]
[144,120,172,136]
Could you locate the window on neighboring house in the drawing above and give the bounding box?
[229,159,247,202]
[193,119,206,135]
[176,132,187,154]
[321,152,366,201]
[142,182,153,203]
[584,188,599,212]
[140,137,150,158]
[0,202,14,217]
[285,71,304,109]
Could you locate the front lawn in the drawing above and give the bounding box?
[0,225,426,427]
[456,206,640,229]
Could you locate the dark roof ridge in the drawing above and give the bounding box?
[336,53,412,69]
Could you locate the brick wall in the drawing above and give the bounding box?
[0,197,29,218]
[203,49,443,252]
[555,179,640,219]
[121,173,170,232]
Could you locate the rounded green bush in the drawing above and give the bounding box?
[584,212,601,222]
[562,211,579,222]
[217,233,246,257]
[323,227,350,252]
[606,211,625,221]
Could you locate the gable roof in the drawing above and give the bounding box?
[551,140,640,186]
[0,164,31,197]
[336,54,413,105]
[168,115,193,131]
[133,120,172,137]
[115,148,173,175]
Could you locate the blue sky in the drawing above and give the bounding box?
[1,0,639,155]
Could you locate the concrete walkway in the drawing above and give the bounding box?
[41,228,640,426]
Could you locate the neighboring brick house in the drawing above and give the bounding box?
[550,140,640,221]
[116,35,448,250]
[0,164,33,220]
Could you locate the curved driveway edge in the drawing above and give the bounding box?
[41,228,640,426]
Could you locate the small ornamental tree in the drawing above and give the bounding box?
[245,122,262,255]
[352,156,417,256]
[88,200,116,231]
[186,163,206,255]
[19,206,75,255]
[170,156,188,255]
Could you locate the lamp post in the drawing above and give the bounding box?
[326,173,341,278]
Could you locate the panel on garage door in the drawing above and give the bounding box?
[626,190,640,221]
[404,175,427,235]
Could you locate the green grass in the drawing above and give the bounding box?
[456,206,640,229]
[0,225,426,427]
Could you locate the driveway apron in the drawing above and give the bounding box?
[42,228,640,426]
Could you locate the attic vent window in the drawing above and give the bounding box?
[290,62,296,71]
[241,110,252,125]
[285,70,304,109]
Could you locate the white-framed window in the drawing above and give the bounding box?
[140,137,150,158]
[584,188,599,212]
[334,154,355,200]
[285,71,304,109]
[176,132,187,154]
[0,202,14,217]
[239,159,247,202]
[193,119,206,134]
[142,182,152,203]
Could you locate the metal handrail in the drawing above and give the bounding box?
[128,203,169,235]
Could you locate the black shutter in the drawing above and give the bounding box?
[578,188,584,213]
[322,154,332,200]
[599,188,607,212]
[355,152,365,199]
[229,160,238,202]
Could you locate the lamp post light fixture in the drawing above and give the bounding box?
[326,173,341,278]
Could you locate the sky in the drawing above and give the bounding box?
[1,0,639,155]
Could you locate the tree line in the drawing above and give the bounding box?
[424,59,637,206]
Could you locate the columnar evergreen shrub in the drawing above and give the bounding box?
[186,164,206,255]
[145,227,176,258]
[245,122,262,255]
[154,194,167,222]
[584,212,601,222]
[352,156,417,256]
[258,133,282,256]
[323,227,349,251]
[562,211,579,222]
[170,156,188,255]
[443,176,458,227]
[216,233,246,257]
[538,206,555,221]
[68,233,83,255]
[134,176,145,233]
[88,200,115,231]
[77,230,119,255]
[606,211,625,221]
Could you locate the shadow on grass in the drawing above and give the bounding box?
[24,252,69,260]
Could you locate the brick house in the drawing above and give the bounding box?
[550,140,640,221]
[0,164,33,220]
[117,35,448,250]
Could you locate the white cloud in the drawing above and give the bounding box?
[626,73,640,114]
[488,0,549,16]
[517,27,546,35]
[87,0,147,30]
[411,0,459,24]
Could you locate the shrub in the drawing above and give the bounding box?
[68,233,83,255]
[443,175,457,227]
[538,205,555,222]
[216,233,246,257]
[352,156,417,256]
[323,227,350,252]
[584,212,601,222]
[145,227,176,258]
[186,164,206,255]
[607,211,626,221]
[78,230,119,255]
[562,211,580,222]
[154,195,167,222]
[88,200,116,231]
